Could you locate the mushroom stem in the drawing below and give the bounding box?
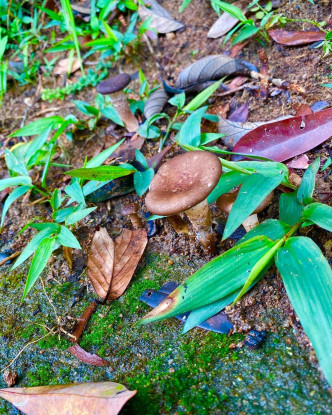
[185,199,216,254]
[112,92,139,133]
[168,215,189,234]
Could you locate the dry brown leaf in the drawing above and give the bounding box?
[67,344,108,367]
[87,227,114,301]
[111,134,145,162]
[63,246,73,270]
[0,381,136,415]
[107,229,148,301]
[138,0,184,34]
[54,58,81,76]
[71,302,97,343]
[207,1,245,38]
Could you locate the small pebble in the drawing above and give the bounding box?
[3,369,18,387]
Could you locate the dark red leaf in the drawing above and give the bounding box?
[228,103,249,123]
[232,108,332,162]
[286,154,310,169]
[269,29,325,45]
[67,344,109,367]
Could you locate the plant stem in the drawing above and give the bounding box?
[159,110,180,151]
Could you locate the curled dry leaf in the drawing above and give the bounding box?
[144,88,170,120]
[207,1,245,38]
[87,227,114,301]
[176,55,250,90]
[53,58,81,76]
[138,0,184,34]
[269,29,326,45]
[67,344,109,367]
[0,381,136,415]
[233,108,332,162]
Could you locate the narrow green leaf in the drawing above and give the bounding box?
[207,171,247,203]
[4,149,28,176]
[168,93,186,109]
[179,0,193,12]
[25,125,53,163]
[239,219,291,244]
[52,207,75,223]
[0,176,32,192]
[236,161,288,180]
[64,182,85,206]
[183,80,222,112]
[134,168,154,197]
[279,191,303,226]
[135,149,148,170]
[139,236,275,324]
[303,203,332,233]
[276,237,332,386]
[65,207,97,226]
[213,0,247,21]
[177,106,207,147]
[56,225,81,249]
[66,165,135,181]
[297,157,320,205]
[9,116,63,137]
[232,24,259,44]
[223,172,284,240]
[85,139,125,168]
[50,189,63,211]
[1,186,31,228]
[100,107,125,126]
[200,133,224,145]
[22,238,56,300]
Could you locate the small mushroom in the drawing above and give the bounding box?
[216,188,274,232]
[121,202,142,229]
[96,73,139,132]
[145,151,222,254]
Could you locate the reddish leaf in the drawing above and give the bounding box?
[67,344,109,367]
[269,29,325,45]
[0,381,136,415]
[228,103,249,123]
[293,103,313,116]
[286,154,310,169]
[227,76,249,91]
[233,108,332,162]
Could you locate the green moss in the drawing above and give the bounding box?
[26,363,56,387]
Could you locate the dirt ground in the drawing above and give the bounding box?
[0,0,332,413]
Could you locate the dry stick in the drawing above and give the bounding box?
[34,105,75,117]
[250,71,306,94]
[70,301,98,343]
[216,82,255,97]
[0,251,20,267]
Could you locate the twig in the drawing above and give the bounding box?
[0,251,20,267]
[34,105,75,117]
[250,71,306,94]
[216,82,255,97]
[30,196,47,206]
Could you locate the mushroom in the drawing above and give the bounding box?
[216,188,274,232]
[121,202,142,229]
[96,73,139,132]
[145,151,222,254]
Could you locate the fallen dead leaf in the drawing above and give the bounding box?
[0,381,136,415]
[207,2,245,38]
[293,103,313,117]
[228,103,249,123]
[269,29,326,45]
[71,302,98,343]
[54,58,81,76]
[286,154,310,169]
[111,135,145,162]
[63,246,73,270]
[67,344,108,367]
[138,0,184,34]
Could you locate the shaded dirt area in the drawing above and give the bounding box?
[0,0,332,413]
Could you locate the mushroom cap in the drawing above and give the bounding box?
[121,202,138,216]
[96,73,131,94]
[145,151,222,216]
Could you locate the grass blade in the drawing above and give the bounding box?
[1,186,31,228]
[297,157,320,205]
[66,165,135,181]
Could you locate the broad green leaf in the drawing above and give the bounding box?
[65,207,97,226]
[200,133,224,145]
[168,93,186,109]
[303,203,332,233]
[232,24,259,44]
[52,207,75,223]
[25,125,53,163]
[223,172,284,240]
[276,237,332,386]
[279,191,303,226]
[9,116,63,137]
[177,106,207,147]
[30,223,60,232]
[183,80,222,112]
[135,149,148,170]
[66,165,135,181]
[134,168,154,197]
[22,237,56,300]
[12,226,59,270]
[72,100,99,116]
[213,0,247,21]
[137,122,160,139]
[207,171,247,203]
[50,189,63,211]
[4,149,28,176]
[100,106,124,126]
[236,161,288,180]
[239,219,291,244]
[0,176,32,192]
[139,235,275,324]
[85,139,125,168]
[297,157,320,205]
[56,225,81,249]
[1,186,31,228]
[82,180,111,196]
[65,182,85,206]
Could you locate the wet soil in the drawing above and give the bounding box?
[0,0,332,414]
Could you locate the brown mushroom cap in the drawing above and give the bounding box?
[96,73,131,95]
[145,151,222,216]
[121,202,138,216]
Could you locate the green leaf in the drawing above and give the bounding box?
[279,191,303,226]
[232,24,259,44]
[22,237,56,300]
[4,149,28,176]
[177,106,207,147]
[134,168,154,197]
[100,106,125,126]
[213,0,247,21]
[12,226,59,270]
[0,176,32,192]
[64,182,85,206]
[168,93,186,109]
[135,149,148,170]
[297,157,320,205]
[85,139,125,168]
[52,207,75,223]
[179,0,193,12]
[25,125,53,163]
[303,203,332,233]
[50,189,63,211]
[137,121,160,139]
[9,116,63,137]
[65,206,97,226]
[66,165,135,181]
[72,100,100,116]
[56,225,81,249]
[1,186,31,228]
[276,237,332,387]
[207,171,247,203]
[183,80,222,112]
[200,133,224,145]
[223,172,284,240]
[236,161,288,180]
[139,235,275,324]
[239,219,291,244]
